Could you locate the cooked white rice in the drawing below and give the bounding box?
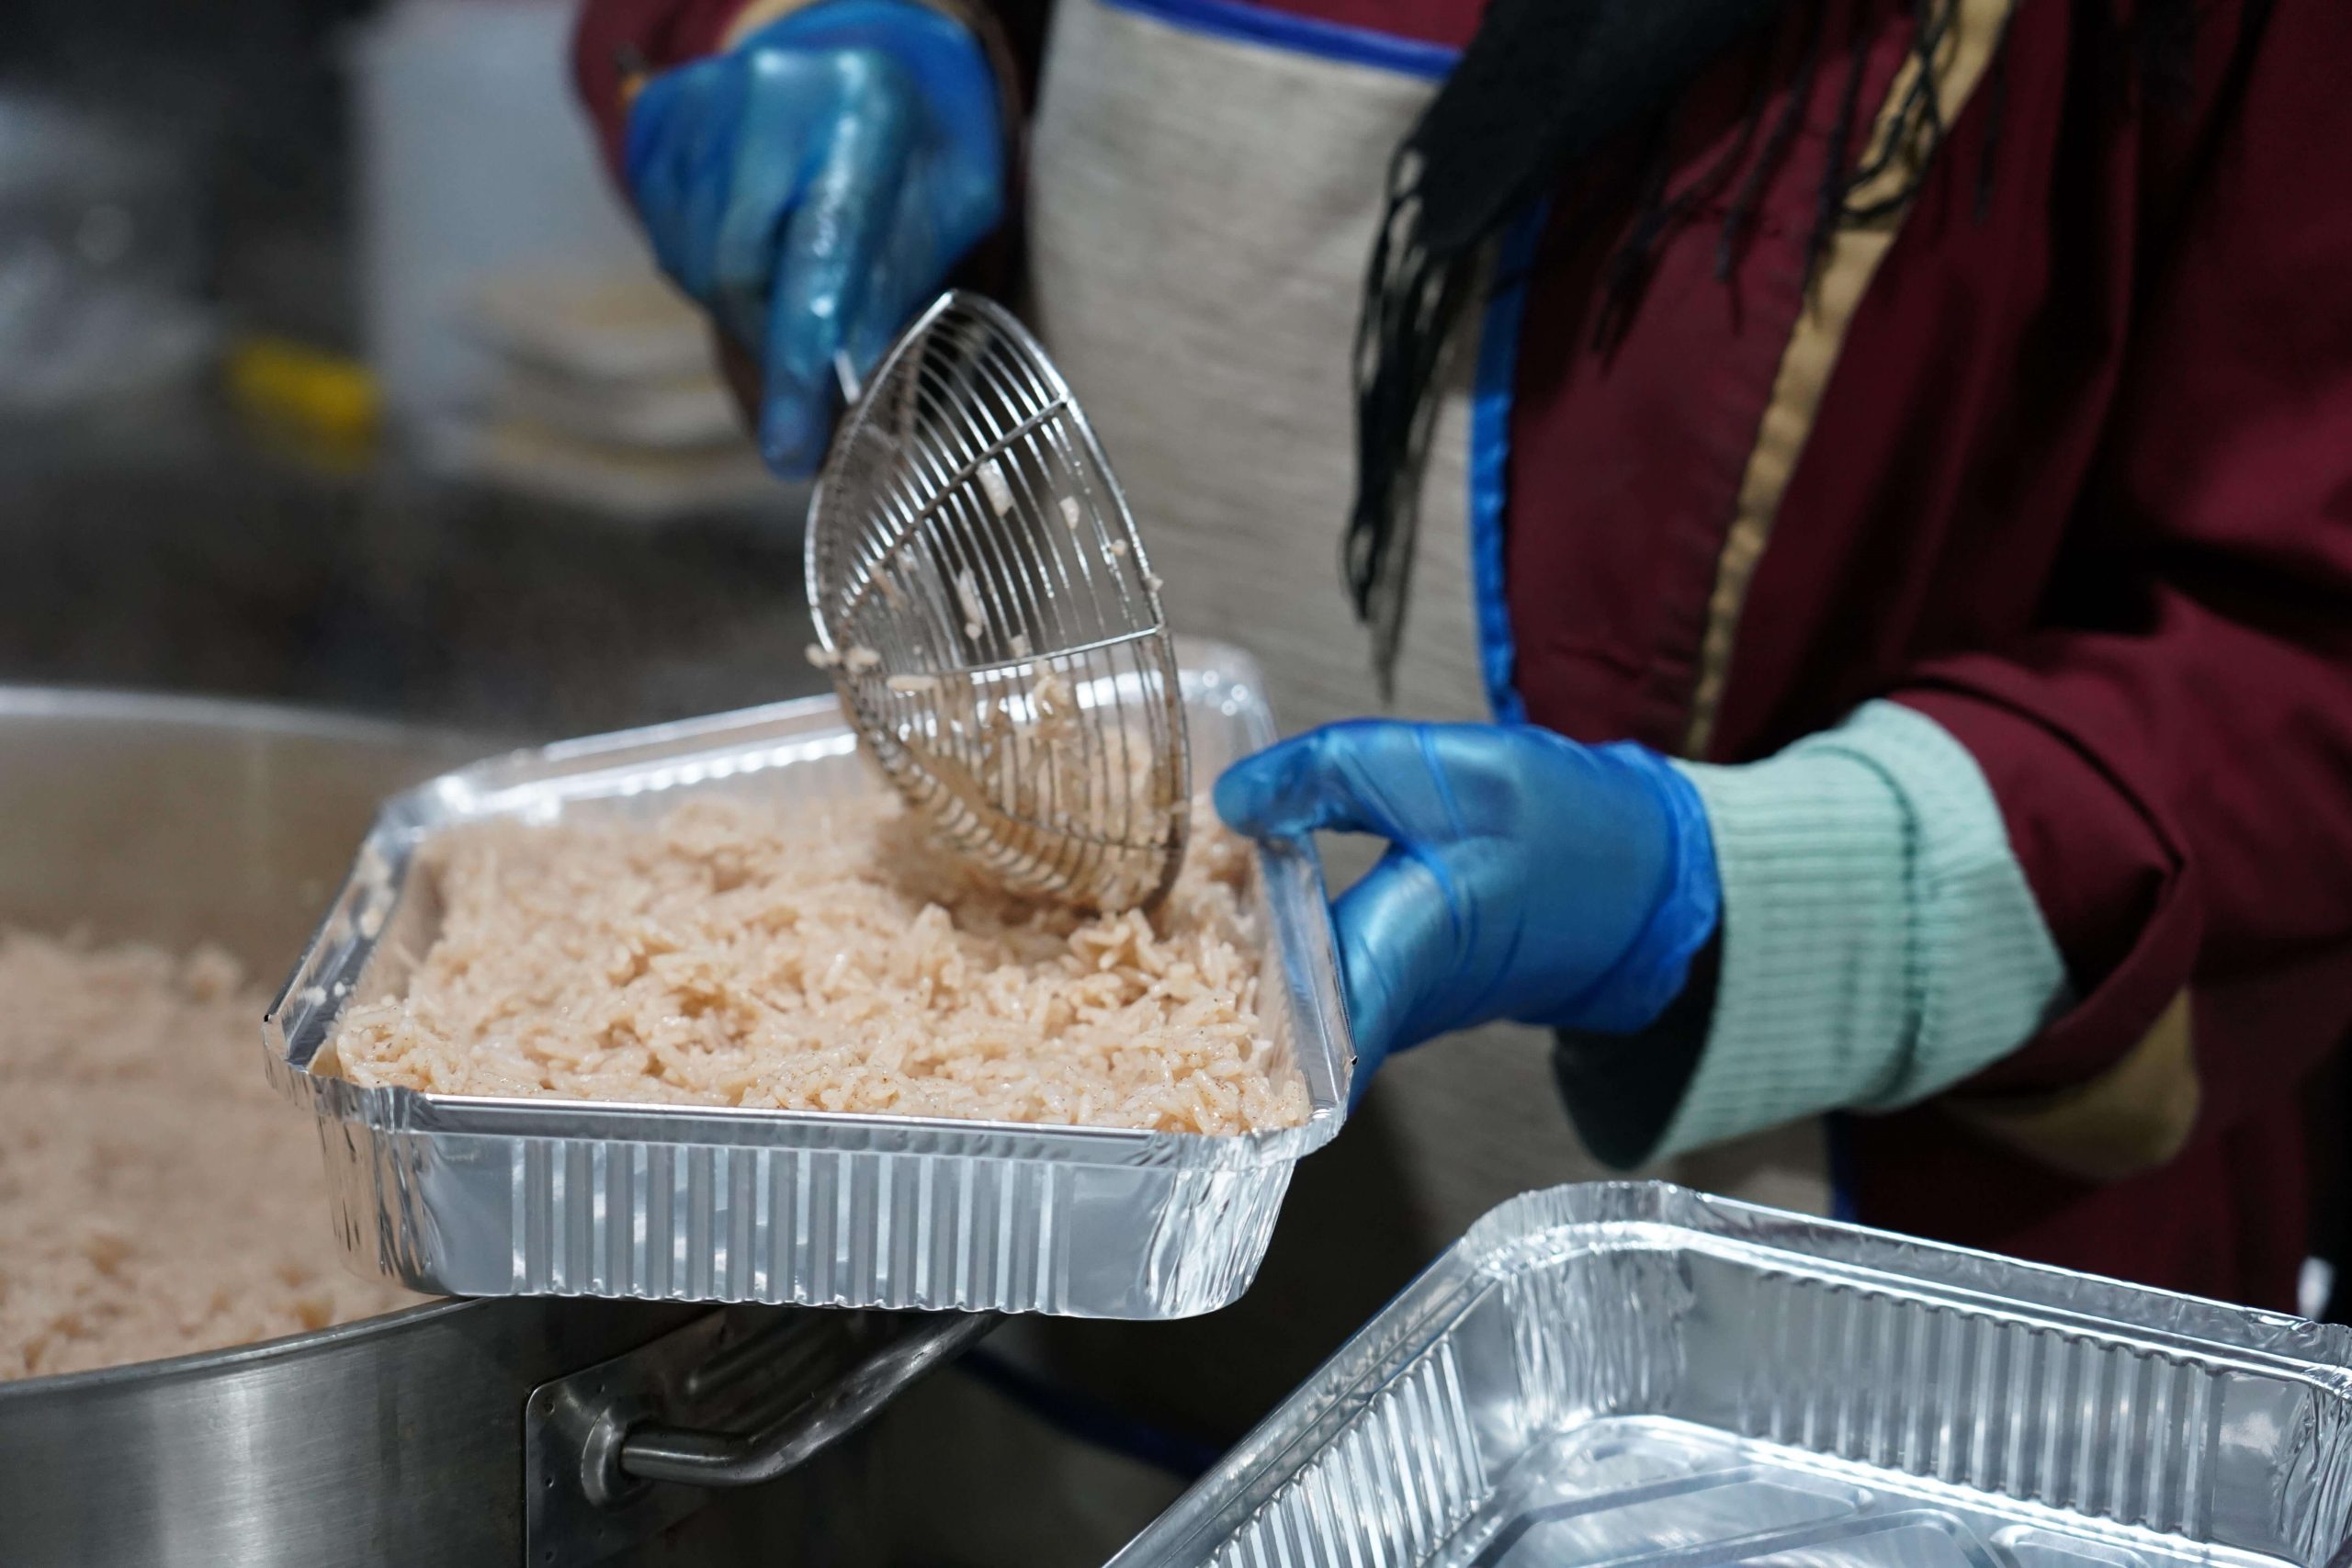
[0,935,422,1381]
[978,457,1014,517]
[330,793,1306,1134]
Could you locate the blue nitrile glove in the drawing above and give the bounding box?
[1215,722,1721,1104]
[624,0,1005,475]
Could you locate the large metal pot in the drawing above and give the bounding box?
[0,689,1185,1568]
[0,694,867,1564]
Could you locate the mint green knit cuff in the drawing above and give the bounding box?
[1651,700,2069,1160]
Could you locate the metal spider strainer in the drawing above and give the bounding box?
[804,291,1190,912]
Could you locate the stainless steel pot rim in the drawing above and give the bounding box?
[0,1295,483,1401]
[0,682,488,750]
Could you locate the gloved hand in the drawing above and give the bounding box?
[624,0,1005,475]
[1215,721,1721,1103]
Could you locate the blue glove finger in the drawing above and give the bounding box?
[673,65,753,305]
[761,1,1004,243]
[624,73,703,285]
[710,52,830,351]
[1213,722,1430,845]
[759,51,918,474]
[1329,847,1459,1104]
[842,179,939,376]
[627,61,760,310]
[845,245,912,375]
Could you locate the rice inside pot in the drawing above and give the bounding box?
[0,935,423,1381]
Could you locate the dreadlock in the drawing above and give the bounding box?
[1719,0,1824,284]
[1591,0,1962,365]
[1346,0,2202,698]
[1345,0,1792,695]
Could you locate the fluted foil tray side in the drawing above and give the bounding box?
[302,1122,1290,1313]
[1110,1182,2352,1568]
[267,639,1349,1317]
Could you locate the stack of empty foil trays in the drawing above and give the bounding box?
[1110,1182,2352,1568]
[266,638,1349,1317]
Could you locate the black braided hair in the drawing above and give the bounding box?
[1346,0,1792,697]
[1718,0,1825,282]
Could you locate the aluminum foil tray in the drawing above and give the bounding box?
[1110,1182,2352,1568]
[266,637,1349,1316]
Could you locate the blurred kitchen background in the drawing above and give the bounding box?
[1,0,823,739]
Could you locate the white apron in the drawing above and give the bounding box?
[1003,0,1827,1442]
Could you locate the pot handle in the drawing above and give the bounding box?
[531,1307,1004,1564]
[616,1310,1003,1489]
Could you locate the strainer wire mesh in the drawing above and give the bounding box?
[806,294,1188,910]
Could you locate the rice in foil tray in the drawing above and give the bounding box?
[330,793,1306,1135]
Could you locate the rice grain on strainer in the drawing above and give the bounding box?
[329,794,1306,1134]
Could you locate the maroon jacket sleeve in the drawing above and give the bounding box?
[1889,0,2352,1178]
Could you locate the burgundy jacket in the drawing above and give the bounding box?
[574,0,2352,1312]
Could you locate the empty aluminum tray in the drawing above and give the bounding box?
[266,637,1349,1316]
[1110,1182,2352,1568]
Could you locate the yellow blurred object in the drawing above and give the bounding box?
[224,336,381,468]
